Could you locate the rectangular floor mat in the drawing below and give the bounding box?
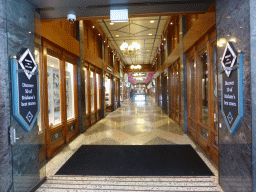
[56,145,214,176]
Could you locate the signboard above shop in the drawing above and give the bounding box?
[11,49,39,132]
[221,42,243,135]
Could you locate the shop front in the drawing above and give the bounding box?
[41,39,79,158]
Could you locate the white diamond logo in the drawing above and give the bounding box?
[26,111,33,122]
[221,42,237,77]
[227,112,234,124]
[18,49,37,80]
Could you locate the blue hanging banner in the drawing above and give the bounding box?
[221,42,244,135]
[11,48,40,132]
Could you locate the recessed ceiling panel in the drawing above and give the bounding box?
[97,16,169,65]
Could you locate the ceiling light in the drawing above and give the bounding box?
[148,34,153,36]
[120,41,140,56]
[98,34,101,36]
[170,22,173,25]
[130,65,141,69]
[92,26,95,28]
[150,20,155,23]
[110,22,114,25]
[164,38,166,41]
[116,35,119,37]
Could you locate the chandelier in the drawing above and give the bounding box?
[120,41,140,56]
[120,19,140,56]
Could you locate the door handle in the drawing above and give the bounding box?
[10,127,21,145]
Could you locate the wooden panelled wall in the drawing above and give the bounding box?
[153,3,218,165]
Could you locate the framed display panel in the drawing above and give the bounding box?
[34,45,46,165]
[65,62,75,120]
[89,68,97,125]
[113,78,120,109]
[84,66,90,127]
[96,70,102,121]
[105,73,113,112]
[157,76,162,107]
[186,34,218,165]
[47,55,62,127]
[169,62,181,125]
[41,39,79,158]
[64,53,79,143]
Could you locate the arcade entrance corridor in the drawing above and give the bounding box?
[38,97,221,191]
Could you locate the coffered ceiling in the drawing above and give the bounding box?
[97,16,168,65]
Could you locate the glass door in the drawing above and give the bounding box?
[7,3,46,191]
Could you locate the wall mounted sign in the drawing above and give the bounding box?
[221,42,243,135]
[11,49,39,132]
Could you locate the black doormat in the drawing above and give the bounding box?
[55,145,214,176]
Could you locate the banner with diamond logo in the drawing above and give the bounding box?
[11,49,39,132]
[221,42,244,135]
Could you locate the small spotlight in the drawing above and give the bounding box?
[92,26,95,28]
[150,20,155,23]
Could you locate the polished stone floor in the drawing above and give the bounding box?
[41,97,223,191]
[37,97,222,192]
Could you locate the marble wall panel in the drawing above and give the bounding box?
[216,0,252,191]
[0,0,12,191]
[250,0,256,190]
[5,0,42,191]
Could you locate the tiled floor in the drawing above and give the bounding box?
[41,97,223,191]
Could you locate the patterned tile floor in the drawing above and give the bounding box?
[43,97,223,191]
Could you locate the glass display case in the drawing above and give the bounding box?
[84,68,88,114]
[90,71,95,112]
[47,55,61,127]
[96,74,100,110]
[199,51,208,125]
[65,62,75,120]
[105,76,111,107]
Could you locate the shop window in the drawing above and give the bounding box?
[96,73,100,110]
[47,55,61,127]
[84,68,88,115]
[35,49,42,132]
[189,60,196,120]
[90,71,95,112]
[200,51,208,125]
[105,76,111,108]
[65,62,75,120]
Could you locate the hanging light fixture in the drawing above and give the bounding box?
[120,42,140,56]
[120,19,140,56]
